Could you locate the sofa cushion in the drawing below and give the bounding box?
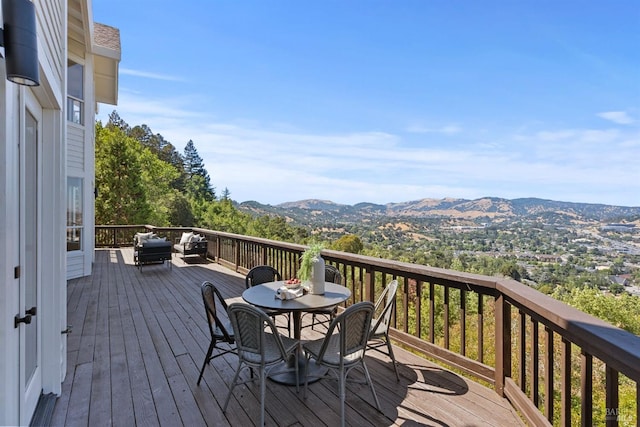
[142,239,171,248]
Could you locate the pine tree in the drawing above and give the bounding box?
[183,140,215,201]
[106,110,130,134]
[221,187,231,201]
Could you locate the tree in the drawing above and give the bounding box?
[332,234,364,254]
[552,287,640,334]
[95,123,150,224]
[167,193,195,226]
[129,124,186,191]
[202,199,249,234]
[138,148,181,225]
[106,110,130,133]
[183,140,214,201]
[221,187,231,201]
[499,261,522,281]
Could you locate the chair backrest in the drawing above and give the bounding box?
[201,281,234,342]
[371,280,398,336]
[227,303,289,361]
[317,301,374,362]
[324,264,343,285]
[245,265,281,289]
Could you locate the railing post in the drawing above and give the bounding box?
[494,293,511,397]
[364,267,375,303]
[429,282,435,343]
[234,239,240,272]
[561,338,572,427]
[581,351,593,427]
[605,365,618,427]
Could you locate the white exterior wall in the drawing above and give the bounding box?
[0,70,22,427]
[66,49,96,280]
[66,120,85,279]
[1,1,117,421]
[0,1,66,425]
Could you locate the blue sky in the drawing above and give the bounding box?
[93,1,640,207]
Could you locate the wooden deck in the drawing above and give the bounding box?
[51,248,525,426]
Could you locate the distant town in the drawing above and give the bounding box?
[239,197,640,297]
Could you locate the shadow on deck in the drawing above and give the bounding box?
[51,248,524,426]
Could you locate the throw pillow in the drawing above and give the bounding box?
[180,232,194,245]
[135,232,154,245]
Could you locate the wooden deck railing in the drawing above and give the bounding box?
[96,225,640,427]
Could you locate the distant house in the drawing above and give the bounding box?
[535,254,563,263]
[516,253,562,263]
[609,275,631,287]
[0,1,120,424]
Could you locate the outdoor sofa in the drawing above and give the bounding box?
[174,231,208,261]
[133,232,172,271]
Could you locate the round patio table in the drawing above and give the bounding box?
[242,281,351,385]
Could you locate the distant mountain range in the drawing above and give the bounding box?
[237,197,640,226]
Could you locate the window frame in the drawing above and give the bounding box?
[66,177,83,252]
[66,60,84,125]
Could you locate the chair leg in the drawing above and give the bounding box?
[223,360,243,412]
[339,365,346,427]
[385,333,400,381]
[361,360,381,412]
[260,367,266,427]
[294,349,299,393]
[303,353,311,399]
[197,340,215,385]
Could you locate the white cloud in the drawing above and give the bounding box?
[536,130,577,141]
[597,111,635,125]
[101,91,640,206]
[406,124,462,135]
[119,68,186,82]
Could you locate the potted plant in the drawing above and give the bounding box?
[298,242,325,294]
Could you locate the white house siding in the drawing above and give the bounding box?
[66,253,85,279]
[36,1,65,86]
[66,123,85,171]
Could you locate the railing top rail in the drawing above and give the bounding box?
[193,229,307,251]
[496,277,640,380]
[96,224,149,230]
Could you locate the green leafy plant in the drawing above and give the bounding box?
[297,242,324,281]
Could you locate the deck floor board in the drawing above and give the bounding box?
[52,248,525,426]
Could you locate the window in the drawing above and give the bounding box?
[67,60,84,124]
[67,177,83,251]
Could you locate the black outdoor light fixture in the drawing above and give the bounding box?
[0,0,39,86]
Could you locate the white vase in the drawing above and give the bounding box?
[310,255,325,295]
